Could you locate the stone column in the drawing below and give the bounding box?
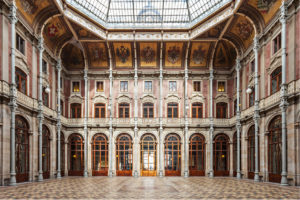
[107,42,114,177]
[279,0,288,186]
[253,36,260,182]
[236,59,241,179]
[83,69,88,177]
[159,42,164,177]
[209,69,214,178]
[133,41,139,177]
[37,37,44,182]
[184,42,190,178]
[8,1,18,186]
[56,59,62,178]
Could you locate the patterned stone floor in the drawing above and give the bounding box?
[0,177,299,199]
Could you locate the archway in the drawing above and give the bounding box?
[92,134,108,176]
[116,134,132,176]
[214,134,230,176]
[68,133,84,176]
[164,133,181,176]
[140,134,157,176]
[42,125,51,179]
[189,133,205,176]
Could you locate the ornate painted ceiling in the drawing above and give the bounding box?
[14,0,283,71]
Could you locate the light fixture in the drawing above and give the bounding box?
[45,86,50,94]
[246,86,252,94]
[108,105,111,110]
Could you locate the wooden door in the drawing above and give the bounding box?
[92,134,108,176]
[116,134,132,176]
[189,134,205,176]
[68,134,84,176]
[214,134,229,176]
[15,116,29,183]
[141,134,157,176]
[42,125,50,179]
[165,134,181,176]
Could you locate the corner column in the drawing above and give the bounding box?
[159,42,164,177]
[133,41,139,177]
[236,59,241,179]
[253,36,260,182]
[56,59,62,178]
[209,69,214,178]
[83,69,88,177]
[280,0,288,186]
[184,42,190,178]
[8,1,18,186]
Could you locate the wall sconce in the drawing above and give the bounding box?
[45,85,50,94]
[246,86,252,94]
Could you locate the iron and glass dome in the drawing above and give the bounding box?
[66,0,232,29]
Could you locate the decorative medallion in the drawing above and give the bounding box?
[192,46,206,65]
[236,20,254,40]
[141,46,155,63]
[116,45,130,63]
[20,0,38,14]
[47,24,58,37]
[257,0,277,12]
[167,46,180,64]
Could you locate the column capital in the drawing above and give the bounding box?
[9,1,18,24]
[209,69,214,80]
[56,59,62,71]
[235,58,241,71]
[83,69,88,80]
[280,1,287,24]
[253,36,260,52]
[38,37,44,52]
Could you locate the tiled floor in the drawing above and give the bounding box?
[0,177,299,199]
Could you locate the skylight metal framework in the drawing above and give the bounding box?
[66,0,231,29]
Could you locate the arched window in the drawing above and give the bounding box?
[165,134,181,176]
[143,103,154,118]
[119,103,130,118]
[271,67,282,94]
[42,125,51,179]
[247,125,259,179]
[68,134,84,176]
[216,102,227,118]
[92,134,108,176]
[268,116,283,183]
[15,116,29,183]
[16,68,27,94]
[116,134,132,176]
[233,132,241,177]
[140,134,157,176]
[192,103,203,118]
[57,132,65,177]
[189,134,205,176]
[167,103,178,118]
[70,103,81,118]
[95,103,105,118]
[214,134,229,176]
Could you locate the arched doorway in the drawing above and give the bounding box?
[15,116,29,183]
[214,134,229,176]
[140,134,157,176]
[57,132,65,177]
[42,125,51,179]
[247,125,259,179]
[92,134,108,176]
[189,133,205,176]
[233,132,241,177]
[165,134,181,176]
[116,134,132,176]
[268,116,282,183]
[68,134,84,176]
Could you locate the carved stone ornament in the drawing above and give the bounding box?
[167,46,180,64]
[141,46,155,63]
[116,46,130,63]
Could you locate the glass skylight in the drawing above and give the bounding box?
[66,0,231,29]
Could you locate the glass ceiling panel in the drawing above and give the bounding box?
[66,0,232,29]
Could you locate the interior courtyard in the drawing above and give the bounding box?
[0,0,299,199]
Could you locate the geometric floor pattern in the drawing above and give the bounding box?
[0,177,299,199]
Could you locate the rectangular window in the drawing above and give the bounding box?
[60,100,64,116]
[144,81,152,92]
[119,103,129,118]
[167,103,178,118]
[96,81,104,92]
[72,81,80,92]
[60,77,63,89]
[249,91,255,107]
[251,60,255,73]
[169,81,177,92]
[42,59,47,74]
[273,33,281,54]
[95,103,105,118]
[71,103,81,118]
[16,34,25,55]
[193,81,201,92]
[217,81,225,92]
[42,87,49,107]
[120,81,128,92]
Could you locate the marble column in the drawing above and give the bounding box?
[209,69,214,178]
[159,42,164,177]
[8,1,18,186]
[236,59,241,179]
[279,0,288,186]
[184,42,190,178]
[253,36,260,182]
[56,59,62,178]
[83,69,88,177]
[133,41,139,177]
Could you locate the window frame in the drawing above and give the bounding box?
[143,102,154,118]
[118,103,130,118]
[71,81,81,93]
[42,59,48,74]
[217,81,226,93]
[193,81,201,92]
[144,80,153,93]
[120,81,129,92]
[70,103,82,118]
[270,67,282,95]
[216,102,228,119]
[94,103,106,118]
[272,33,281,55]
[95,81,104,93]
[167,102,179,118]
[169,81,177,92]
[191,102,203,118]
[16,33,26,56]
[15,68,27,95]
[42,86,49,107]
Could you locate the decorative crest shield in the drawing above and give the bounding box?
[116,46,130,63]
[167,46,180,64]
[141,46,155,63]
[192,46,206,65]
[236,20,253,40]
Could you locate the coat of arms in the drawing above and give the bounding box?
[48,24,58,37]
[92,47,106,62]
[236,20,253,40]
[21,0,38,15]
[141,46,155,63]
[192,46,206,65]
[167,46,180,64]
[116,46,130,63]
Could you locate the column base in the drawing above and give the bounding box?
[38,173,43,182]
[9,174,16,186]
[184,171,189,178]
[281,175,289,186]
[108,170,114,177]
[57,173,62,179]
[159,170,163,177]
[254,172,260,182]
[133,170,138,178]
[83,171,88,178]
[236,172,241,179]
[209,171,214,178]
